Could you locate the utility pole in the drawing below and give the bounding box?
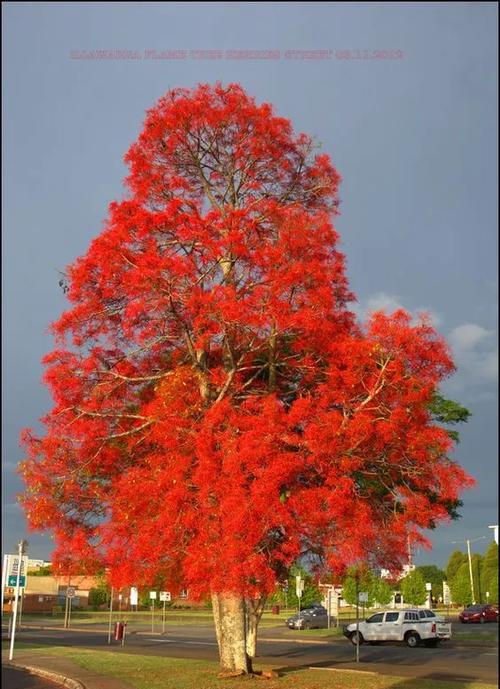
[452,536,486,606]
[466,540,475,605]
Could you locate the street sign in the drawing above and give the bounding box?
[442,581,451,605]
[295,575,305,597]
[149,591,157,600]
[425,582,432,592]
[66,586,76,598]
[130,587,138,606]
[358,591,369,603]
[4,555,28,590]
[327,588,338,616]
[160,591,171,602]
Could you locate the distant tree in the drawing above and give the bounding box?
[341,567,376,608]
[481,542,498,603]
[400,569,427,606]
[27,565,52,576]
[88,571,110,608]
[470,553,483,604]
[88,586,109,607]
[450,562,473,606]
[446,550,468,582]
[372,578,393,606]
[276,565,321,610]
[415,565,446,599]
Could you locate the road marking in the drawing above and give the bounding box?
[147,638,217,646]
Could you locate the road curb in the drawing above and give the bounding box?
[4,660,86,689]
[310,666,377,676]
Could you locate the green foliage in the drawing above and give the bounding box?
[27,565,53,576]
[450,562,473,606]
[415,565,446,598]
[400,569,427,606]
[88,587,109,607]
[481,541,498,603]
[428,393,471,443]
[341,567,376,607]
[371,578,393,606]
[484,570,498,604]
[446,550,468,582]
[470,553,483,603]
[269,564,321,610]
[87,571,110,609]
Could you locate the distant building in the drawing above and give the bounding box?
[27,559,51,571]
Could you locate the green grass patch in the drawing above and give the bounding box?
[3,643,496,689]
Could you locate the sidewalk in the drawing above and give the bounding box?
[2,649,134,689]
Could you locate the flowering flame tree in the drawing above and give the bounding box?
[20,83,473,674]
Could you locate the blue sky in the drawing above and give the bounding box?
[2,2,498,567]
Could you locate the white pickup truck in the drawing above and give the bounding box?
[343,609,452,648]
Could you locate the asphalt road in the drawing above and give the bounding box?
[2,665,61,689]
[5,624,499,684]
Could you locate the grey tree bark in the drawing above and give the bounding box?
[211,592,252,674]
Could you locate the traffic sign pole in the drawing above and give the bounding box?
[9,540,27,661]
[107,587,114,645]
[162,600,166,634]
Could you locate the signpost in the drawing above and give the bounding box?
[107,587,114,645]
[64,586,76,629]
[295,575,304,612]
[326,587,339,628]
[8,540,28,661]
[425,582,432,608]
[355,576,360,664]
[160,591,171,633]
[442,581,451,620]
[150,591,157,633]
[130,586,138,611]
[282,580,289,611]
[358,591,368,620]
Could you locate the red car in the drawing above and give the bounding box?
[458,604,499,623]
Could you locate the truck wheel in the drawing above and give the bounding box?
[424,639,439,648]
[350,631,364,646]
[405,632,421,648]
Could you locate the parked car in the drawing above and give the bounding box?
[286,606,328,629]
[458,604,499,623]
[343,609,452,648]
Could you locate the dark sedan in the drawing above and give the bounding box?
[458,604,499,623]
[286,606,328,629]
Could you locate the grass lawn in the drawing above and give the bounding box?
[3,643,496,689]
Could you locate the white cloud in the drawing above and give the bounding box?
[356,292,442,327]
[449,323,498,384]
[2,460,19,473]
[3,502,21,514]
[355,296,498,391]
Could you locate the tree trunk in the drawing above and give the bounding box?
[245,596,266,660]
[211,592,251,674]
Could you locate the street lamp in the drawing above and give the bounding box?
[451,536,486,605]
